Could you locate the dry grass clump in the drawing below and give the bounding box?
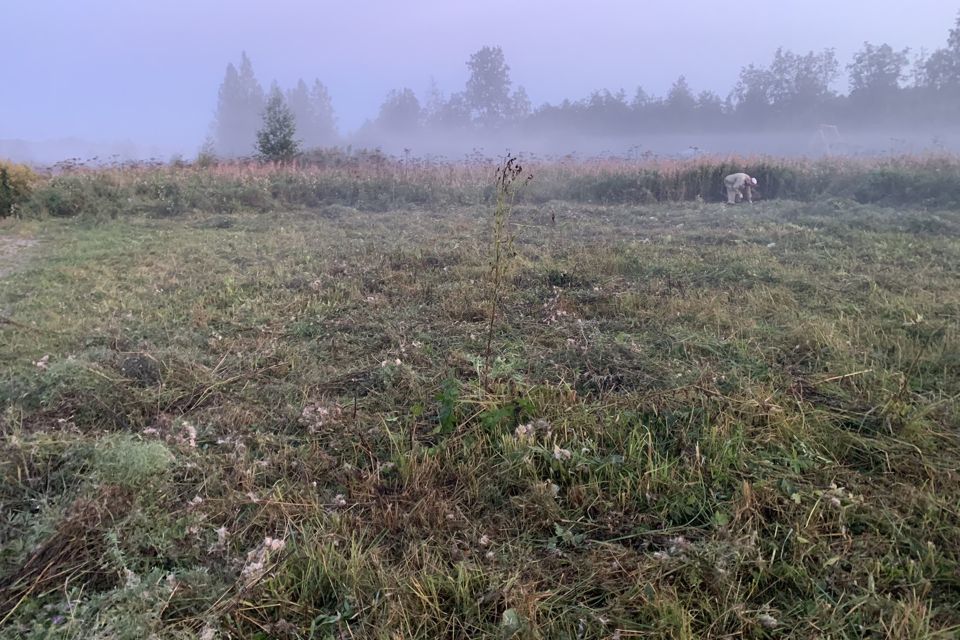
[0,486,133,623]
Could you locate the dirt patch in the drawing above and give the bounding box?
[0,236,37,279]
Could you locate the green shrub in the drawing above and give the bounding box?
[133,176,190,217]
[0,161,40,217]
[854,162,960,207]
[25,173,128,218]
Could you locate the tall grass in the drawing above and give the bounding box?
[14,153,960,219]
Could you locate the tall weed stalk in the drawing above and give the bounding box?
[483,156,530,387]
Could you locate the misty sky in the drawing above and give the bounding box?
[2,1,956,156]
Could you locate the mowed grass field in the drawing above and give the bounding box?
[0,196,958,638]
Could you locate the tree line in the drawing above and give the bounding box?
[212,13,960,160]
[210,52,336,160]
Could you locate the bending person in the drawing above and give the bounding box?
[724,172,758,204]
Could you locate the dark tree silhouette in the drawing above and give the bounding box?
[376,88,422,133]
[256,86,300,163]
[849,43,910,97]
[923,12,960,91]
[464,46,515,127]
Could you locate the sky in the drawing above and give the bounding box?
[1,1,956,158]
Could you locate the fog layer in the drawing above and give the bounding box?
[2,1,958,163]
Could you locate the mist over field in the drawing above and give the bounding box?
[2,1,960,164]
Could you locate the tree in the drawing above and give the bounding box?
[286,79,312,138]
[510,86,532,120]
[582,89,631,133]
[695,90,725,127]
[423,77,446,122]
[309,80,338,145]
[376,88,422,133]
[464,46,514,127]
[768,48,839,111]
[286,78,338,148]
[430,92,472,129]
[732,48,838,123]
[732,63,775,120]
[214,62,241,153]
[631,86,651,110]
[909,48,931,88]
[213,52,265,157]
[256,86,300,163]
[923,49,958,89]
[923,12,960,90]
[848,42,910,97]
[665,75,697,122]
